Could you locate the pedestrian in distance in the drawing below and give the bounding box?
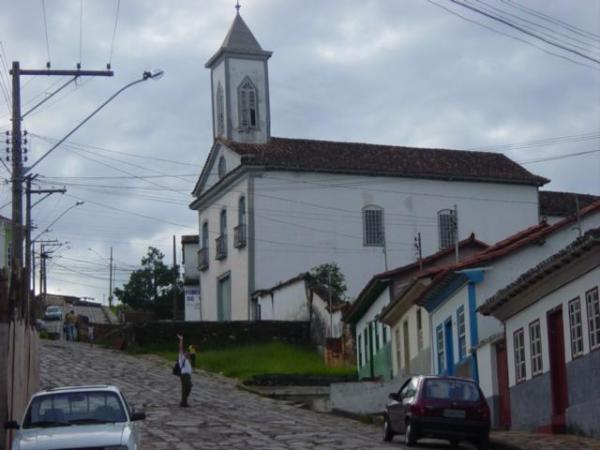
[177,334,193,407]
[88,324,94,346]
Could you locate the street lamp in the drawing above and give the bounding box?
[25,69,165,173]
[32,201,84,242]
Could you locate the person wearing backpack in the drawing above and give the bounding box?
[176,334,193,407]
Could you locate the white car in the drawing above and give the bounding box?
[4,385,145,450]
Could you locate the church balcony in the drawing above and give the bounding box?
[215,235,228,260]
[233,224,247,249]
[197,247,209,271]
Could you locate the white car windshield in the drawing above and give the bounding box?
[23,391,127,428]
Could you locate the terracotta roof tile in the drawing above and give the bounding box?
[539,190,600,218]
[219,137,549,186]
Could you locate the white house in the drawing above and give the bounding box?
[189,11,549,322]
[253,272,347,345]
[479,228,600,438]
[181,235,201,321]
[418,199,600,427]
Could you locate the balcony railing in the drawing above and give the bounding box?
[216,235,227,260]
[197,247,209,271]
[234,224,247,249]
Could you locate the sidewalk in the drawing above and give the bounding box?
[491,430,600,450]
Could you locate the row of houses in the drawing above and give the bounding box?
[343,199,600,437]
[179,10,600,438]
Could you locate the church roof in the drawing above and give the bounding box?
[539,190,600,218]
[205,14,272,67]
[218,136,549,186]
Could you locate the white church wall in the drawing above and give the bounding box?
[203,144,242,194]
[253,170,540,298]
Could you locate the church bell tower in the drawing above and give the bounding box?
[205,9,272,144]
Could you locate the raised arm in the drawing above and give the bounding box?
[177,334,183,354]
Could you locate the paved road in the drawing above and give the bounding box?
[40,341,469,450]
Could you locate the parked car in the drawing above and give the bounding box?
[4,385,145,450]
[43,305,63,321]
[383,375,490,449]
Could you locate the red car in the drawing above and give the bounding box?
[384,375,490,449]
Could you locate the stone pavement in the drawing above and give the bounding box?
[490,430,600,450]
[40,341,463,450]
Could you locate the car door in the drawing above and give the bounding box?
[388,377,413,433]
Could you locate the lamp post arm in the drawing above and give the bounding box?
[32,201,83,241]
[25,75,147,174]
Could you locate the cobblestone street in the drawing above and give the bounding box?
[39,341,465,450]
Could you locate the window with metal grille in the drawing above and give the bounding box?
[436,325,445,374]
[375,323,380,352]
[363,206,384,246]
[569,298,584,358]
[438,209,457,250]
[586,287,600,350]
[364,328,369,362]
[529,320,543,376]
[457,306,466,360]
[514,328,526,383]
[216,83,225,136]
[395,328,402,374]
[238,78,257,129]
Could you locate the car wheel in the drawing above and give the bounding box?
[404,420,417,447]
[383,416,394,442]
[449,439,459,448]
[477,433,489,450]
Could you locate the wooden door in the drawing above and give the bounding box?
[547,307,568,432]
[495,340,511,428]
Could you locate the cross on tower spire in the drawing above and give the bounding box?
[235,1,241,14]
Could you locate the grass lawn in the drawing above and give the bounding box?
[128,342,356,380]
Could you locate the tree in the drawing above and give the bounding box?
[309,262,347,300]
[113,247,183,319]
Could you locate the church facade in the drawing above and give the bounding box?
[189,12,548,322]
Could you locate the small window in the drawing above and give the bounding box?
[358,335,363,367]
[374,323,380,352]
[457,306,466,360]
[216,83,225,136]
[363,206,384,246]
[364,328,370,362]
[586,287,600,350]
[436,324,445,374]
[382,325,387,344]
[218,156,226,179]
[220,209,227,236]
[529,320,543,376]
[569,298,584,358]
[438,209,457,250]
[514,328,526,383]
[238,78,258,129]
[416,309,424,351]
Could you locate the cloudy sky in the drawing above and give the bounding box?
[0,0,599,304]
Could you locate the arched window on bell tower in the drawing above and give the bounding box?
[238,77,258,130]
[216,83,225,136]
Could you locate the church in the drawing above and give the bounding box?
[189,10,547,322]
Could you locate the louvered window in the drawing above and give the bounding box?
[238,78,257,129]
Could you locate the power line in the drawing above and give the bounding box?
[108,0,121,68]
[447,0,600,65]
[426,0,600,71]
[41,0,52,67]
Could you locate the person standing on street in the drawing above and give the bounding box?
[177,334,193,407]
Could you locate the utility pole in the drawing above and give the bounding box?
[8,63,113,316]
[172,235,177,320]
[414,232,423,271]
[454,204,459,262]
[108,247,113,308]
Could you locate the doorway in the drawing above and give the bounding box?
[495,340,511,428]
[217,275,231,321]
[444,318,454,376]
[547,306,568,433]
